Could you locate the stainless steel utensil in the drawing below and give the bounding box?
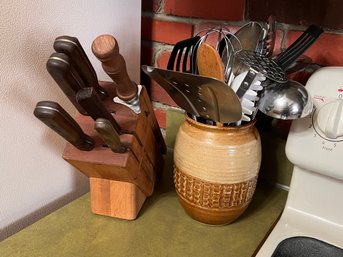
[230,22,265,79]
[192,27,237,83]
[257,80,313,120]
[254,25,321,120]
[233,49,286,103]
[234,22,264,52]
[232,50,287,122]
[142,65,242,123]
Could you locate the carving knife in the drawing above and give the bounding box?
[33,101,94,151]
[91,35,140,110]
[76,87,121,133]
[53,35,108,99]
[46,52,87,115]
[94,118,127,153]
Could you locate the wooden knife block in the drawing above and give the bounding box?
[63,82,166,220]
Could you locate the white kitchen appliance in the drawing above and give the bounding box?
[256,66,343,256]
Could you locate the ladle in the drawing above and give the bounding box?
[257,80,313,120]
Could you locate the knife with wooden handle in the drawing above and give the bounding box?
[34,101,94,151]
[76,87,121,133]
[46,52,87,115]
[91,34,139,106]
[53,35,108,99]
[94,118,127,153]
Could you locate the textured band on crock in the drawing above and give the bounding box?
[174,166,258,225]
[174,166,258,209]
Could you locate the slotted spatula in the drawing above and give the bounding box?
[142,65,242,123]
[167,36,200,73]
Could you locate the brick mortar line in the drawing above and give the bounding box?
[143,11,343,34]
[142,11,246,28]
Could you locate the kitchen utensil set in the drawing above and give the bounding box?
[145,21,323,125]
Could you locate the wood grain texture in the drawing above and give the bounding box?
[197,43,225,81]
[90,177,146,220]
[62,82,165,219]
[91,35,138,101]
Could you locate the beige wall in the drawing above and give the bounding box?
[0,0,141,240]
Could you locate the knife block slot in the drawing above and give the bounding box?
[62,82,166,220]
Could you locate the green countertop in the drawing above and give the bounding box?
[0,150,287,257]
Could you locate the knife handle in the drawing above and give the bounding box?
[46,53,87,115]
[76,87,121,133]
[94,118,127,153]
[91,34,138,102]
[53,35,109,99]
[34,101,94,151]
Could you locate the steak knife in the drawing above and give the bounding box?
[53,35,108,99]
[76,87,121,133]
[94,118,127,153]
[46,52,87,115]
[34,101,94,151]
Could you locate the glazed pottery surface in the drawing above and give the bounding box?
[173,116,261,225]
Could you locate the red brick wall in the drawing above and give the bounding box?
[141,0,343,129]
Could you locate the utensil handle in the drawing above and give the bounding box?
[94,118,126,153]
[34,101,94,151]
[275,25,323,70]
[76,87,121,133]
[235,69,257,99]
[46,53,87,115]
[54,35,109,99]
[91,35,138,102]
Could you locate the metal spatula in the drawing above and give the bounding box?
[142,65,242,123]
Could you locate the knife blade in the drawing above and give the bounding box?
[53,35,108,99]
[91,34,139,107]
[76,87,121,133]
[46,52,87,115]
[94,118,127,153]
[34,101,94,151]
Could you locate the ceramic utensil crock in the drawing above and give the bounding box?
[173,116,261,225]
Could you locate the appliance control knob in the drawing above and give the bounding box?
[316,99,343,139]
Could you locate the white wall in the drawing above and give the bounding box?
[0,0,141,240]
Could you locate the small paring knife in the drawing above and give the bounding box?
[33,101,94,151]
[76,87,121,133]
[94,118,127,153]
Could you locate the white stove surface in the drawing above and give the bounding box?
[256,67,343,256]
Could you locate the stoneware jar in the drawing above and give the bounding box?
[173,116,261,225]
